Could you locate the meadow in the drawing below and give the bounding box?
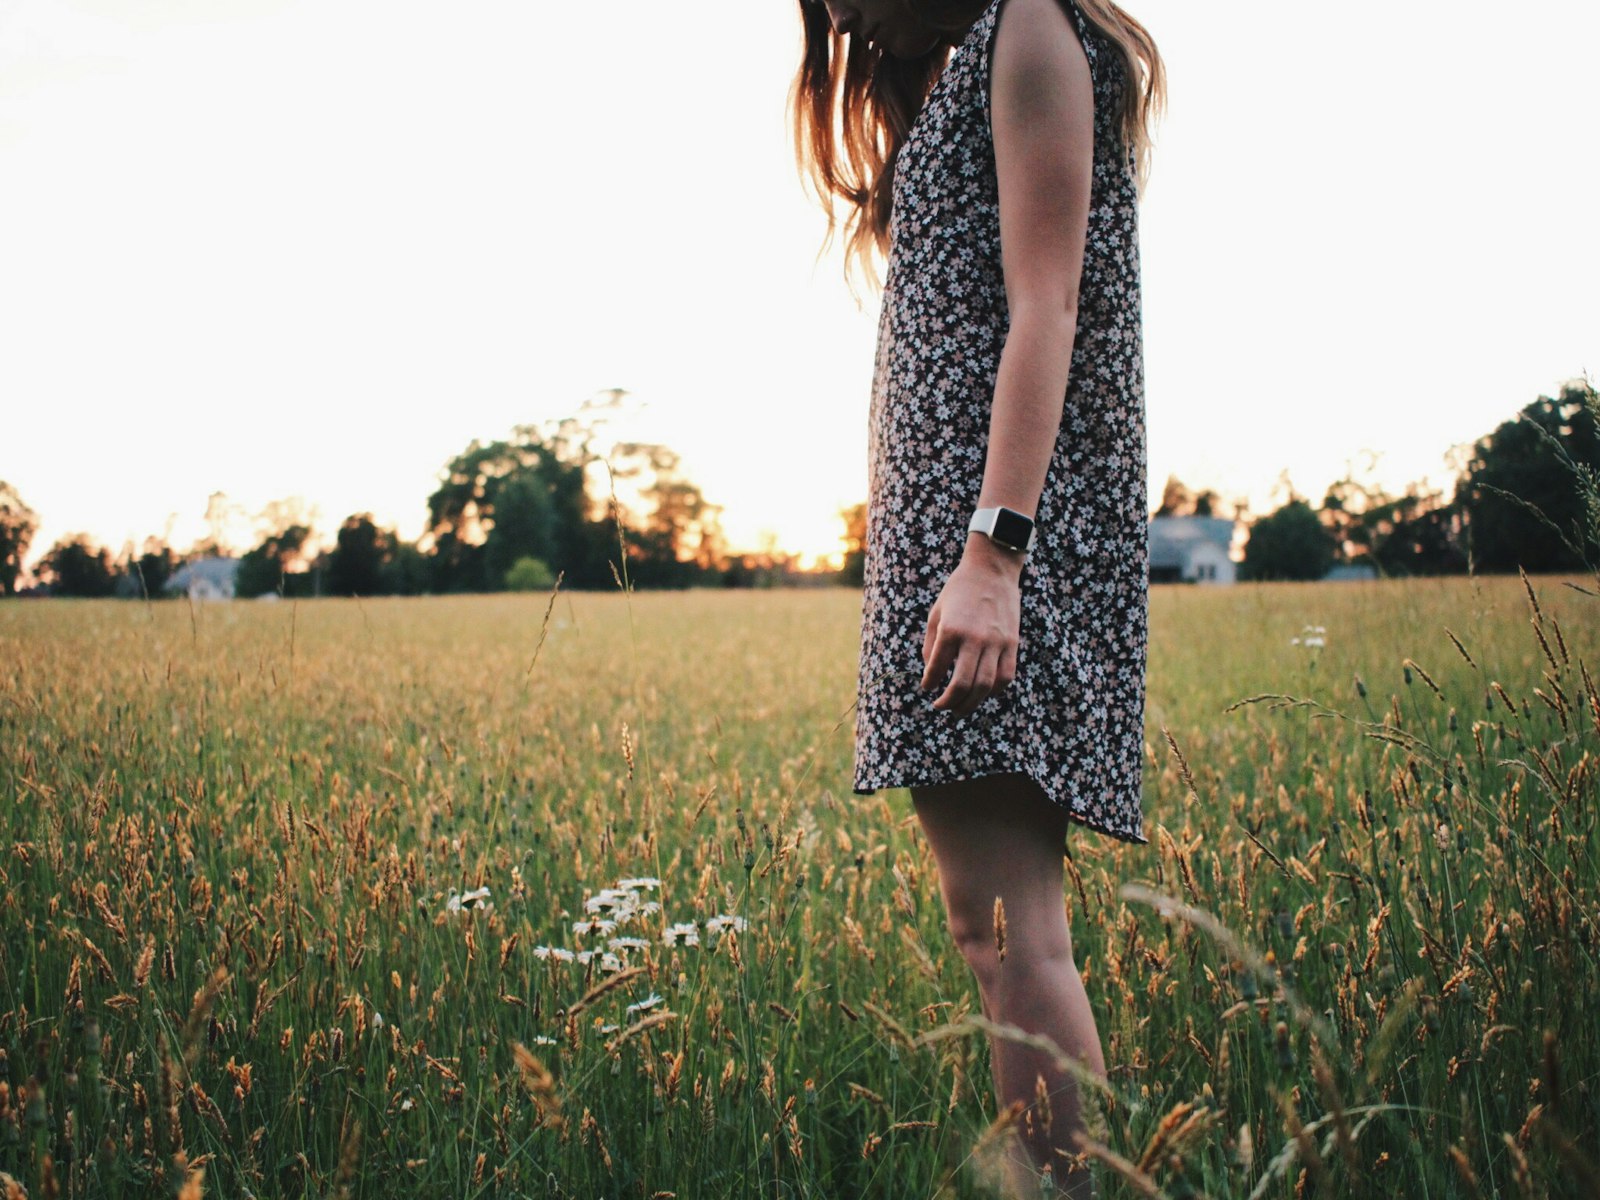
[1,575,1596,1199]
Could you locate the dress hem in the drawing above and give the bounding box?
[851,770,1149,847]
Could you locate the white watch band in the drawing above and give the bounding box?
[968,506,1037,551]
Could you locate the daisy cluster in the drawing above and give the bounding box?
[1290,624,1327,648]
[530,875,748,969]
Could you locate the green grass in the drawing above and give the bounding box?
[1,576,1596,1198]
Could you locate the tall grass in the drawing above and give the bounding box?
[0,576,1595,1198]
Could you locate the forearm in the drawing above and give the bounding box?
[965,303,1078,568]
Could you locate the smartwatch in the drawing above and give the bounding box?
[968,506,1037,553]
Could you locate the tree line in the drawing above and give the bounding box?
[1217,380,1599,581]
[2,380,1596,598]
[1,397,836,599]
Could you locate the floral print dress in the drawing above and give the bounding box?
[852,0,1149,844]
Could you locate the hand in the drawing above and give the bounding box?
[920,535,1024,718]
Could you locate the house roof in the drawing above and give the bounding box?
[165,556,240,591]
[1148,516,1236,570]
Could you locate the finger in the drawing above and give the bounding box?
[921,599,940,672]
[996,642,1018,691]
[933,638,981,712]
[920,627,958,694]
[952,644,1000,718]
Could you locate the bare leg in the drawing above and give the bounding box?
[911,772,1107,1199]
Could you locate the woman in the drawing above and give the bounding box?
[791,0,1164,1194]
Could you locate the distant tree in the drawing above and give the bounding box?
[237,524,314,598]
[188,490,247,559]
[380,542,430,596]
[504,555,557,592]
[327,514,397,596]
[1321,464,1466,576]
[426,401,724,592]
[1240,499,1336,581]
[1456,381,1600,572]
[1153,476,1223,519]
[1154,475,1193,517]
[427,418,613,592]
[36,534,118,597]
[1374,492,1468,575]
[0,481,39,595]
[838,502,867,586]
[126,538,181,598]
[610,442,724,587]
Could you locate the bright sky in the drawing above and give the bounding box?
[4,0,1597,572]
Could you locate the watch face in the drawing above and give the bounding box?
[991,508,1033,551]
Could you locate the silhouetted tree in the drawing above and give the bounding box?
[1240,500,1336,581]
[237,524,314,598]
[838,502,867,586]
[1154,475,1193,517]
[610,442,723,587]
[1153,476,1223,520]
[380,542,430,596]
[37,534,118,597]
[126,538,181,598]
[1321,464,1466,577]
[1456,381,1600,572]
[0,481,39,596]
[327,514,397,596]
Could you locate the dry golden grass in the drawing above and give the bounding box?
[0,575,1595,1197]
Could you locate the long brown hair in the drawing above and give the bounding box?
[788,0,1165,294]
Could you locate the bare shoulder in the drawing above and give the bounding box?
[991,0,1092,112]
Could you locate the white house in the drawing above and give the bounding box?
[1148,516,1237,584]
[164,556,240,601]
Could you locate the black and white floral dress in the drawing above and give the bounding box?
[852,0,1149,844]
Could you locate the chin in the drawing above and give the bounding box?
[885,30,940,59]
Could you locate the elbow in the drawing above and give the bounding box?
[1007,296,1080,339]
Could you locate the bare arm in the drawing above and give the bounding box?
[921,0,1095,716]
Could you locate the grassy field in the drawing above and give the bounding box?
[1,576,1597,1199]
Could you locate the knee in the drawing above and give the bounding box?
[946,908,1075,994]
[948,917,1005,993]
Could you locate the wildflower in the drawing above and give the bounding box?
[371,1011,385,1029]
[531,1035,557,1046]
[572,918,618,936]
[626,993,665,1016]
[444,886,493,915]
[1291,624,1327,648]
[617,877,662,891]
[532,946,575,962]
[584,888,633,915]
[663,922,700,947]
[706,914,748,935]
[608,936,650,952]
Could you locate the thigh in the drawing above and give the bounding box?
[911,772,1073,952]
